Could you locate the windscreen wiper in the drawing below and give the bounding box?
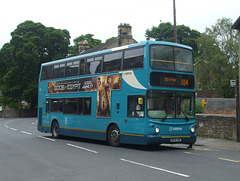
[181,110,189,122]
[161,114,168,122]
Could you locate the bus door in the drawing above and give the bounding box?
[42,97,50,125]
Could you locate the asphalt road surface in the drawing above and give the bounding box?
[0,118,240,181]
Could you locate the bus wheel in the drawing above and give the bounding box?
[108,125,120,147]
[51,121,60,139]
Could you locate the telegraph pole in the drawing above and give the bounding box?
[232,16,240,142]
[173,0,177,43]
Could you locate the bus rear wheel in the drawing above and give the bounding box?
[51,121,60,139]
[108,125,120,147]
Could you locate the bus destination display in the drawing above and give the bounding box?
[150,72,194,89]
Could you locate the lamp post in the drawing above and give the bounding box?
[232,16,240,142]
[173,0,177,43]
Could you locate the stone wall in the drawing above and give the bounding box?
[0,109,37,118]
[196,114,237,141]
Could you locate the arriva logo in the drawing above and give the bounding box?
[169,127,183,131]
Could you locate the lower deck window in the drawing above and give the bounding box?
[51,99,63,112]
[127,95,145,117]
[50,97,91,115]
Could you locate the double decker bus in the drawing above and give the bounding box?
[38,41,196,147]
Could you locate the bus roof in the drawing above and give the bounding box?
[41,41,192,67]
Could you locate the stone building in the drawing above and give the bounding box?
[79,23,138,54]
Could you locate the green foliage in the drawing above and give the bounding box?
[145,22,201,58]
[195,18,238,98]
[0,20,70,109]
[69,34,102,56]
[195,100,204,114]
[105,37,116,43]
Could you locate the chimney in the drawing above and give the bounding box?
[79,41,90,54]
[118,23,132,38]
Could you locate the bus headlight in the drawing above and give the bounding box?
[155,127,160,133]
[190,127,195,133]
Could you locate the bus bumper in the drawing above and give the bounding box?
[121,134,196,145]
[144,134,197,145]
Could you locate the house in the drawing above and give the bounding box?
[79,23,138,54]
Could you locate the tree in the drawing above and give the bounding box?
[145,22,201,58]
[0,20,70,109]
[195,18,238,98]
[69,34,102,56]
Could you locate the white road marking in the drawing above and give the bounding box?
[21,131,32,135]
[184,152,201,156]
[66,143,98,154]
[120,158,190,178]
[10,128,17,131]
[218,157,240,163]
[38,136,56,142]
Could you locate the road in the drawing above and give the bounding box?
[0,118,240,181]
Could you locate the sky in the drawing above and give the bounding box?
[0,0,239,48]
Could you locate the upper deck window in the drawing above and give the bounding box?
[103,52,122,72]
[41,66,52,80]
[150,45,193,72]
[65,60,79,77]
[123,47,144,70]
[52,63,65,79]
[86,56,102,75]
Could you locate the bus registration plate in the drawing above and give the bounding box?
[170,138,181,143]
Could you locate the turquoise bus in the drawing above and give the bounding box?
[38,41,196,147]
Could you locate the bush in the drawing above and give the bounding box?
[195,99,204,114]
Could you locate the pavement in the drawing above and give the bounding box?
[1,117,240,151]
[195,137,240,152]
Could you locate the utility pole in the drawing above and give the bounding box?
[232,16,240,142]
[173,0,177,43]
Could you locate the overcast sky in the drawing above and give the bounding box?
[1,0,239,48]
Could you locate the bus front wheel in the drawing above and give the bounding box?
[51,121,60,139]
[108,125,120,147]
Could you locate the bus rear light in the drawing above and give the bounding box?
[124,119,127,123]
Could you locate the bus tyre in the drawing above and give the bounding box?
[108,125,120,147]
[52,121,60,139]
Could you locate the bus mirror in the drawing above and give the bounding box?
[138,98,143,105]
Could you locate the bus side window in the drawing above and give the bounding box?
[103,52,122,72]
[79,59,85,75]
[79,97,91,115]
[46,98,50,113]
[41,66,52,80]
[127,95,145,117]
[65,61,79,77]
[51,99,63,112]
[123,47,144,70]
[63,98,78,114]
[84,97,91,115]
[52,63,65,79]
[86,57,101,75]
